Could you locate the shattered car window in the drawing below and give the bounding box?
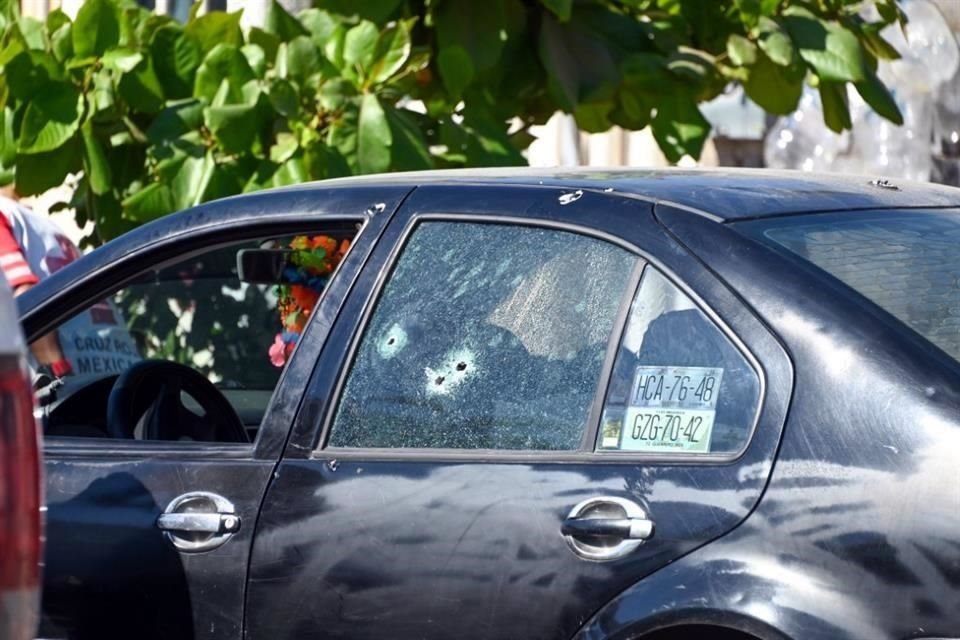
[329,221,636,450]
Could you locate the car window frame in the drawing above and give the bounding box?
[39,216,370,458]
[591,263,765,462]
[314,212,766,464]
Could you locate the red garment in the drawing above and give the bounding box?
[0,214,38,289]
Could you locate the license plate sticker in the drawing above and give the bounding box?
[601,365,724,453]
[629,366,724,410]
[619,407,716,453]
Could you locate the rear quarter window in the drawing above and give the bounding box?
[737,210,960,363]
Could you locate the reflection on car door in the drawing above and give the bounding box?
[246,186,793,640]
[26,186,411,640]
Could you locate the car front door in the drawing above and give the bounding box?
[246,185,793,640]
[18,185,411,640]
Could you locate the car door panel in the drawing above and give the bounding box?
[246,186,793,640]
[28,185,414,640]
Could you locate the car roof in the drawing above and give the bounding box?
[304,167,960,221]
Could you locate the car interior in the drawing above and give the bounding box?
[37,225,360,444]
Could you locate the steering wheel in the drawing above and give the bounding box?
[106,360,249,443]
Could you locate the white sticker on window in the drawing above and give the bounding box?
[604,366,723,453]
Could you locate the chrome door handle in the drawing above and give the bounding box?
[157,492,239,553]
[561,496,654,562]
[157,512,240,534]
[560,516,653,540]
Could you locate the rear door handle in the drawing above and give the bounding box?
[560,516,653,540]
[157,492,240,553]
[561,496,654,561]
[157,512,240,534]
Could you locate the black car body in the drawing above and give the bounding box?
[17,169,960,640]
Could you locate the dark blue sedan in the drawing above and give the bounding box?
[18,169,960,640]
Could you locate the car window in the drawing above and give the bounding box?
[37,227,357,441]
[737,211,960,364]
[598,267,761,456]
[328,221,637,451]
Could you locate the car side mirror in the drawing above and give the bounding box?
[237,249,294,284]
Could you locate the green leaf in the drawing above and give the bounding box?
[204,103,258,153]
[314,0,402,24]
[667,48,715,85]
[611,90,653,129]
[171,150,214,209]
[267,79,299,117]
[384,106,431,170]
[726,34,757,66]
[18,83,84,153]
[343,20,379,72]
[248,27,280,64]
[574,101,614,133]
[18,16,45,50]
[436,0,514,73]
[743,51,803,115]
[304,141,350,179]
[322,24,347,68]
[117,57,165,113]
[651,90,709,162]
[123,181,175,222]
[782,8,866,83]
[51,22,72,61]
[621,53,670,89]
[146,99,204,143]
[368,19,412,85]
[0,107,16,166]
[185,10,242,55]
[270,132,298,164]
[757,17,797,67]
[73,0,120,58]
[859,25,900,61]
[273,153,308,186]
[538,13,618,112]
[102,47,143,73]
[81,121,112,195]
[460,105,526,166]
[357,93,390,174]
[242,44,266,77]
[819,82,851,133]
[281,36,320,80]
[855,71,903,125]
[297,9,339,43]
[5,50,63,100]
[150,26,202,99]
[265,0,307,42]
[15,137,81,196]
[542,0,572,22]
[45,8,70,33]
[194,44,255,102]
[437,45,474,100]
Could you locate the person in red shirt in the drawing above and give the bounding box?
[0,186,73,379]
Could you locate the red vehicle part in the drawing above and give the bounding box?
[0,281,41,640]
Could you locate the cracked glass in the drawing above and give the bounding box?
[329,221,636,450]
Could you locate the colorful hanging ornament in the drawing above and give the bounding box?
[269,235,351,367]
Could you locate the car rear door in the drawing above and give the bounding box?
[245,184,793,640]
[18,185,411,640]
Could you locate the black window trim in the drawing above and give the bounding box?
[42,215,370,459]
[312,212,766,465]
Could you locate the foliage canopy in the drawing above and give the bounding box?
[0,0,906,244]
